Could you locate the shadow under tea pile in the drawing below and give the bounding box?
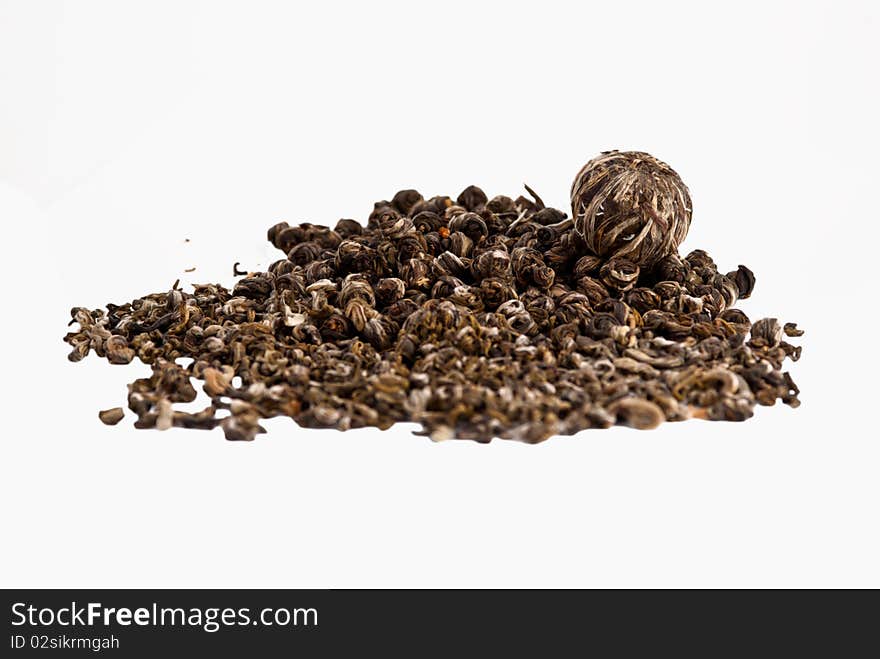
[65,152,802,442]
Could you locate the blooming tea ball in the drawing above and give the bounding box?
[570,151,692,267]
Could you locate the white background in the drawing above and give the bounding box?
[1,0,878,587]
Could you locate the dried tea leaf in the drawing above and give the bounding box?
[98,408,125,426]
[64,154,802,443]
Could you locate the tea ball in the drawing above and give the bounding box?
[571,151,692,267]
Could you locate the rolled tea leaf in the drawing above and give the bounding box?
[571,151,692,267]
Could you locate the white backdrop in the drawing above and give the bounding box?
[1,0,878,587]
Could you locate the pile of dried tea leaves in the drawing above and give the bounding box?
[65,180,802,442]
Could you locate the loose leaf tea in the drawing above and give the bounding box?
[64,151,802,442]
